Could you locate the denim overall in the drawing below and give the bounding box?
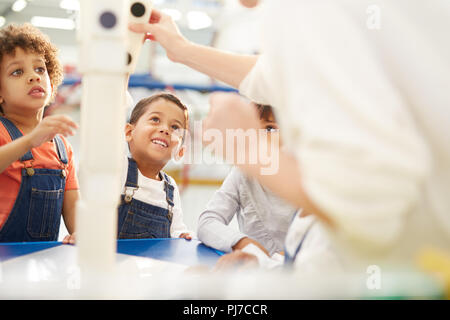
[284,213,316,267]
[117,157,174,239]
[0,116,67,242]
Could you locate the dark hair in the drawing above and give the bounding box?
[0,23,63,103]
[129,92,189,142]
[255,104,275,122]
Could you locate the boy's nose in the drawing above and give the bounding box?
[159,127,170,135]
[159,123,170,135]
[27,75,41,83]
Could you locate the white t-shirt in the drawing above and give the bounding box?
[239,0,450,265]
[120,158,192,238]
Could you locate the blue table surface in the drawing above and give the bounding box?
[0,239,224,267]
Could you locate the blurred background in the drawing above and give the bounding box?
[0,0,264,238]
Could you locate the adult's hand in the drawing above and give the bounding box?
[239,0,260,8]
[129,8,189,63]
[129,9,258,89]
[232,237,269,256]
[213,250,259,272]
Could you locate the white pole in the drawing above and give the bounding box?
[75,0,152,291]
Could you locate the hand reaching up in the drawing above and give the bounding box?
[28,114,78,148]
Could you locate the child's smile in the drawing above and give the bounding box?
[151,137,169,149]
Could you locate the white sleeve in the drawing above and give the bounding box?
[169,178,194,238]
[238,54,274,105]
[262,0,431,249]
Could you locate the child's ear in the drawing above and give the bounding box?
[124,123,134,142]
[174,145,185,162]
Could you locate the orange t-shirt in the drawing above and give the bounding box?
[0,123,79,229]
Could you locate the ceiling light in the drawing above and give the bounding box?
[187,11,212,30]
[59,0,79,11]
[31,16,76,30]
[12,0,27,12]
[0,16,5,28]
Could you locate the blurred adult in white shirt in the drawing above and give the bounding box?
[130,0,450,271]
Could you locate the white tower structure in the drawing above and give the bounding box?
[76,0,152,281]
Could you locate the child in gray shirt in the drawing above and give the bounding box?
[197,105,298,256]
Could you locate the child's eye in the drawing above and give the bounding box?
[171,124,180,130]
[11,69,23,76]
[150,117,159,123]
[266,126,278,132]
[35,67,46,74]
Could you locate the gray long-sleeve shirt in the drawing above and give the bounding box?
[197,168,298,255]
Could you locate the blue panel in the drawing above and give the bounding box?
[62,73,238,93]
[0,239,224,267]
[117,238,224,267]
[0,241,62,262]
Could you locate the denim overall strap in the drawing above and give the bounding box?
[0,119,67,242]
[160,171,174,222]
[284,214,316,267]
[116,160,173,239]
[53,135,68,165]
[123,157,139,203]
[0,116,33,161]
[125,158,139,187]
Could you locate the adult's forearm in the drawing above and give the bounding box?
[175,42,258,89]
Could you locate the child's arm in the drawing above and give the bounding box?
[0,133,35,173]
[0,115,78,173]
[61,189,79,244]
[197,168,253,253]
[62,189,79,235]
[170,180,194,239]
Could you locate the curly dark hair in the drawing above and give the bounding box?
[0,23,63,104]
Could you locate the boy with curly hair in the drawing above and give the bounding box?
[0,23,79,242]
